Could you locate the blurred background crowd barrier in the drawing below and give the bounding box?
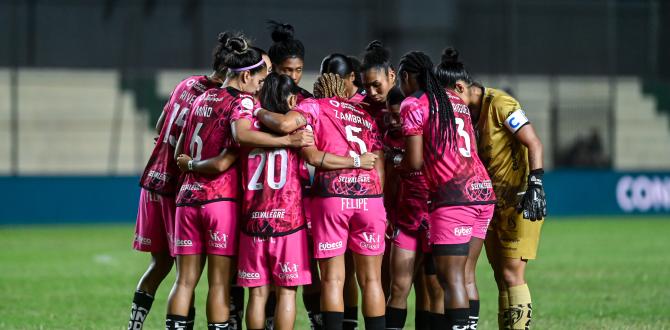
[1,0,669,222]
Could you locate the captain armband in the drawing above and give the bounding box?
[503,109,530,134]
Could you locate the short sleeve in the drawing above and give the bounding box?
[230,94,260,122]
[400,97,425,136]
[293,98,321,127]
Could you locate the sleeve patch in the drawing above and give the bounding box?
[240,97,255,111]
[503,109,529,134]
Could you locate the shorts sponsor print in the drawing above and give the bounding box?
[429,204,493,246]
[173,201,238,255]
[310,197,387,258]
[236,229,312,287]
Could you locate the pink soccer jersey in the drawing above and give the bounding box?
[232,108,306,236]
[176,86,247,206]
[401,89,496,208]
[294,97,383,198]
[139,76,219,195]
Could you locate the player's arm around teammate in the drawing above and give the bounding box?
[436,47,546,329]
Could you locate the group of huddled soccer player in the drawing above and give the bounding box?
[126,20,547,330]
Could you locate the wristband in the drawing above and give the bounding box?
[528,168,544,187]
[353,155,361,168]
[187,160,194,171]
[393,153,403,166]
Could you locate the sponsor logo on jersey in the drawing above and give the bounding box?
[278,262,300,280]
[454,226,472,237]
[470,180,493,190]
[338,174,372,184]
[175,239,193,247]
[319,240,343,251]
[329,99,340,108]
[148,170,169,182]
[341,198,369,211]
[251,209,286,219]
[241,97,255,110]
[180,182,203,192]
[238,270,261,280]
[208,230,228,249]
[360,232,381,250]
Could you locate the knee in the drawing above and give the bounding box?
[390,275,413,297]
[151,254,175,273]
[175,272,198,289]
[501,265,524,286]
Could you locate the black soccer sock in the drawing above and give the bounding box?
[128,290,154,330]
[185,307,196,330]
[323,311,344,330]
[229,286,244,330]
[429,312,443,329]
[343,306,358,330]
[265,293,277,329]
[385,307,407,329]
[166,314,188,330]
[444,308,470,329]
[468,300,480,329]
[415,309,431,330]
[207,321,230,329]
[364,315,385,330]
[303,292,323,330]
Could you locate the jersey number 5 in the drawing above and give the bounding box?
[345,125,368,157]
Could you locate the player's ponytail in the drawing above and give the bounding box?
[259,72,299,114]
[267,20,305,65]
[313,73,348,99]
[221,34,266,77]
[399,51,456,154]
[361,40,394,74]
[435,47,473,89]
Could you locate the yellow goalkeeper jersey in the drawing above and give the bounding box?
[476,87,529,209]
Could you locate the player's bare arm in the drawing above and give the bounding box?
[256,109,307,134]
[155,109,167,135]
[174,131,185,161]
[515,124,544,170]
[374,150,385,190]
[176,148,238,175]
[401,135,423,171]
[233,118,313,148]
[301,146,377,170]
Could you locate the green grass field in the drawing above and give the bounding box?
[1,217,670,329]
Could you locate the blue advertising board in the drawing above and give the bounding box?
[1,171,669,224]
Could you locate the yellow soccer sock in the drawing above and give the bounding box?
[498,289,509,330]
[508,284,532,330]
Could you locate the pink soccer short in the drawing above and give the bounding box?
[392,227,431,254]
[236,229,312,287]
[133,188,176,255]
[173,201,239,256]
[429,204,494,246]
[311,197,387,259]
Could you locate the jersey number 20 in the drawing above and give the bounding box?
[248,148,288,191]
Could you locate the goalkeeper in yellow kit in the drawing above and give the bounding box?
[436,47,547,330]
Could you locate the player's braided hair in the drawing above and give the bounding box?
[435,47,474,88]
[313,73,347,99]
[399,51,456,154]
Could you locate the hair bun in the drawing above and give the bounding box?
[363,40,390,64]
[268,20,295,43]
[226,37,248,54]
[441,47,459,65]
[217,32,231,44]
